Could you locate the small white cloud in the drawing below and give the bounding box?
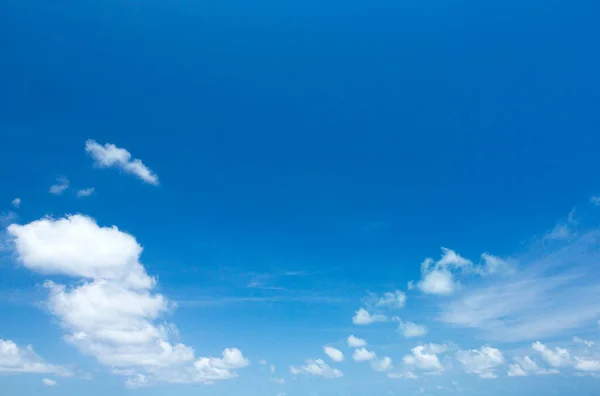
[11,198,20,208]
[323,346,344,362]
[290,359,343,378]
[42,378,57,386]
[269,377,285,384]
[85,139,159,185]
[545,209,577,241]
[388,371,417,379]
[49,177,69,195]
[507,364,528,377]
[417,248,473,295]
[352,308,387,325]
[0,339,69,375]
[591,196,600,206]
[407,281,415,290]
[507,356,557,377]
[258,359,267,365]
[353,348,377,362]
[125,374,147,388]
[532,342,571,368]
[347,335,367,348]
[477,253,514,276]
[573,336,595,348]
[76,187,95,197]
[375,291,407,309]
[397,321,428,338]
[456,346,504,379]
[371,356,393,372]
[270,364,276,373]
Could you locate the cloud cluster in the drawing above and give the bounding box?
[456,346,504,379]
[352,308,387,325]
[85,140,159,185]
[7,214,247,385]
[402,344,447,373]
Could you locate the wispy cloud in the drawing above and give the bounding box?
[49,177,69,195]
[438,230,600,342]
[11,198,20,208]
[76,187,95,197]
[176,294,350,307]
[85,140,159,185]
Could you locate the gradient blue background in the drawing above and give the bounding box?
[1,0,600,395]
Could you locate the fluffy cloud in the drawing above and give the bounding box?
[532,342,571,368]
[0,339,70,375]
[418,248,472,295]
[323,346,344,362]
[42,378,57,386]
[7,214,247,385]
[375,291,406,309]
[371,356,393,372]
[347,335,367,348]
[402,345,444,373]
[397,321,428,338]
[49,177,69,195]
[352,308,387,325]
[456,346,504,379]
[353,348,377,362]
[76,187,95,198]
[11,198,20,208]
[290,359,343,378]
[85,140,159,185]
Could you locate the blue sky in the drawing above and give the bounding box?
[1,0,600,395]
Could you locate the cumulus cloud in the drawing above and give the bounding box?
[371,356,393,372]
[456,346,504,379]
[42,378,57,386]
[0,339,70,375]
[507,356,559,377]
[6,214,247,385]
[402,345,445,373]
[49,177,69,195]
[11,198,20,208]
[397,321,428,338]
[532,342,571,368]
[323,346,344,362]
[418,248,472,295]
[76,187,95,198]
[85,140,159,185]
[290,359,343,378]
[574,357,600,372]
[353,348,377,362]
[347,335,367,348]
[352,308,387,325]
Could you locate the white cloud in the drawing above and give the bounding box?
[85,139,159,185]
[375,291,407,309]
[290,359,343,378]
[507,356,559,377]
[388,371,417,379]
[323,346,344,362]
[347,335,367,348]
[573,336,595,348]
[439,231,600,342]
[0,339,70,375]
[546,210,577,241]
[397,321,428,338]
[353,348,377,362]
[456,346,504,379]
[352,308,387,325]
[11,198,20,208]
[269,377,285,384]
[7,214,247,385]
[49,177,69,195]
[371,356,393,372]
[417,248,472,295]
[591,196,600,206]
[477,253,515,276]
[270,364,276,373]
[42,378,57,386]
[258,359,267,365]
[532,342,571,368]
[574,357,600,372]
[402,345,444,373]
[76,187,95,197]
